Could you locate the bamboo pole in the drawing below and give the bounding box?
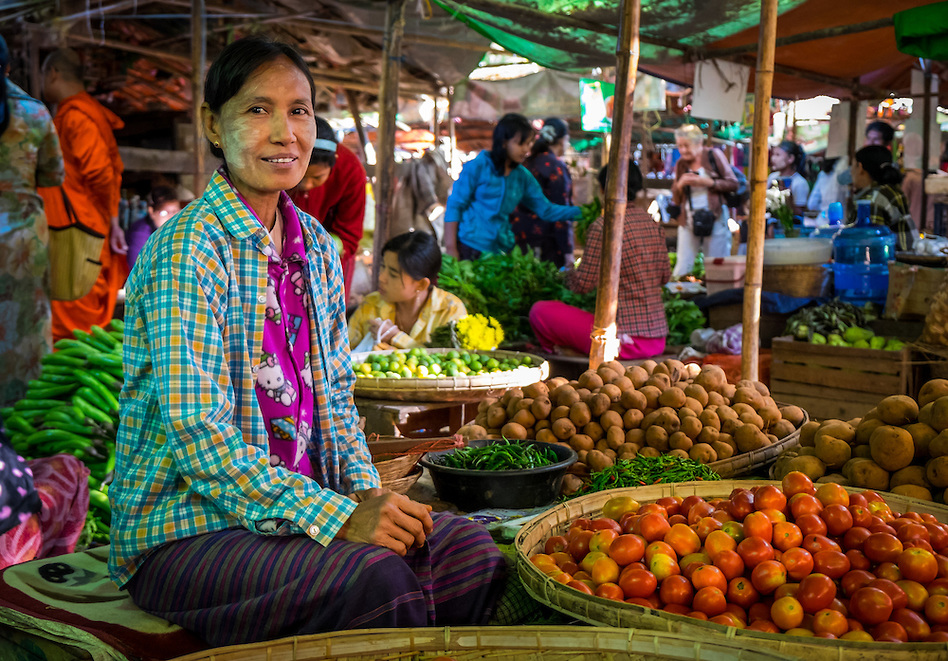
[345,89,369,163]
[588,0,640,370]
[191,0,206,194]
[373,0,408,287]
[741,0,778,382]
[447,87,457,176]
[921,60,932,232]
[848,91,860,167]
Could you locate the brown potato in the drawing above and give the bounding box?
[712,440,734,460]
[891,484,933,501]
[645,426,670,452]
[869,425,915,472]
[678,406,697,419]
[530,396,553,421]
[890,465,930,489]
[689,443,718,464]
[600,384,622,404]
[758,406,782,429]
[552,417,577,441]
[596,367,619,385]
[623,408,644,430]
[771,419,796,440]
[697,426,720,446]
[595,438,610,453]
[658,387,687,409]
[586,392,610,418]
[567,433,594,452]
[784,455,827,481]
[932,396,948,432]
[638,446,660,458]
[919,402,935,427]
[733,387,763,409]
[584,421,605,442]
[694,365,727,394]
[639,359,658,374]
[535,419,551,432]
[927,456,948,488]
[606,425,626,450]
[855,418,886,446]
[653,407,682,434]
[716,405,739,422]
[683,384,709,408]
[536,428,557,444]
[682,397,704,416]
[505,396,524,419]
[639,385,662,410]
[569,401,592,428]
[668,449,690,460]
[616,443,637,461]
[816,474,850,486]
[778,405,805,427]
[551,405,570,421]
[669,431,693,452]
[487,404,508,429]
[625,365,650,389]
[501,422,527,440]
[586,449,613,472]
[739,411,765,430]
[523,382,549,399]
[929,429,948,458]
[798,446,818,457]
[815,420,856,445]
[919,379,948,408]
[848,459,890,491]
[477,397,498,414]
[510,408,536,429]
[625,428,645,447]
[680,415,703,440]
[457,424,489,441]
[853,444,873,459]
[722,383,737,400]
[877,395,920,426]
[620,388,647,411]
[798,420,820,447]
[721,418,744,437]
[575,388,592,403]
[612,375,634,393]
[717,433,735,451]
[600,410,624,431]
[735,425,769,453]
[732,403,756,418]
[499,388,522,407]
[645,374,672,391]
[905,423,939,460]
[652,362,670,377]
[553,385,580,408]
[578,370,604,391]
[699,410,722,432]
[707,391,727,407]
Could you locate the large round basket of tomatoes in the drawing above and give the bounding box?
[517,474,948,659]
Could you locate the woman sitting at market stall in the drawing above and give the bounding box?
[510,116,575,268]
[443,113,582,260]
[348,230,466,352]
[850,144,917,251]
[108,36,505,648]
[767,140,809,215]
[529,161,669,360]
[670,124,739,278]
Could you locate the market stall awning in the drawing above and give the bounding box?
[434,0,947,101]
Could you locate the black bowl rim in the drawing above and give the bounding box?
[419,439,577,476]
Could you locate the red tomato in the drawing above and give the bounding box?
[746,619,780,633]
[781,547,815,581]
[812,608,849,637]
[751,560,788,595]
[568,530,595,562]
[774,582,800,600]
[925,594,948,625]
[813,550,851,579]
[872,620,908,642]
[667,514,688,527]
[568,518,593,534]
[687,501,715,526]
[848,492,868,508]
[607,534,646,566]
[660,575,694,606]
[873,561,903,582]
[861,490,884,504]
[544,535,568,555]
[772,522,803,552]
[928,577,948,595]
[849,586,894,626]
[694,516,723,541]
[897,522,930,545]
[771,596,805,630]
[898,547,939,584]
[704,529,737,559]
[638,513,671,542]
[637,503,667,518]
[644,541,676,564]
[566,579,594,595]
[679,496,706,520]
[664,523,701,557]
[868,522,898,536]
[841,569,876,597]
[724,602,748,624]
[619,512,641,535]
[820,504,854,536]
[845,549,871,571]
[711,509,734,524]
[867,578,908,610]
[655,496,681,517]
[797,573,837,614]
[938,554,948,579]
[891,607,931,641]
[924,523,948,552]
[842,526,871,550]
[737,536,775,570]
[588,529,619,554]
[691,565,728,593]
[625,596,654,608]
[727,489,755,520]
[828,597,849,616]
[589,518,623,533]
[789,493,823,519]
[849,505,872,529]
[802,534,841,555]
[721,520,745,544]
[618,568,657,599]
[748,600,775,623]
[649,553,681,581]
[712,548,745,581]
[781,471,816,497]
[692,586,727,617]
[591,556,621,585]
[904,539,934,553]
[680,552,710,576]
[816,483,849,507]
[710,612,745,628]
[743,511,773,542]
[727,576,761,609]
[754,485,788,513]
[897,579,930,612]
[663,603,691,615]
[595,582,625,601]
[795,514,828,537]
[550,551,573,567]
[926,631,948,642]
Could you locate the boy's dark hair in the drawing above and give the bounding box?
[147,185,179,208]
[381,231,442,287]
[490,113,533,174]
[203,36,315,160]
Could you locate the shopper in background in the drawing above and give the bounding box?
[767,140,809,215]
[806,157,849,217]
[0,34,65,407]
[443,112,581,260]
[111,37,504,647]
[510,117,575,267]
[125,186,184,270]
[291,117,367,305]
[348,230,466,352]
[670,124,738,278]
[39,48,126,342]
[530,162,669,359]
[850,145,916,252]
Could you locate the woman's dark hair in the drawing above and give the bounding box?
[381,230,442,287]
[597,160,643,200]
[0,34,9,136]
[147,185,179,209]
[527,116,568,162]
[490,113,533,173]
[855,145,902,186]
[308,117,337,168]
[203,36,315,160]
[777,140,806,176]
[820,157,839,174]
[865,120,895,146]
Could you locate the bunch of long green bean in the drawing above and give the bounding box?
[434,439,559,471]
[568,455,720,499]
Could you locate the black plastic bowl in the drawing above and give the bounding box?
[419,440,577,511]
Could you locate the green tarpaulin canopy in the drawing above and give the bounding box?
[895,1,948,60]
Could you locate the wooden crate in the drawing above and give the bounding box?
[769,335,912,420]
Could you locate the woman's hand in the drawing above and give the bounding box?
[676,172,714,189]
[368,318,399,343]
[335,491,434,555]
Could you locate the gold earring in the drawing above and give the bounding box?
[214,141,220,148]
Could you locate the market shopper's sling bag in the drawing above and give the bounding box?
[48,189,105,301]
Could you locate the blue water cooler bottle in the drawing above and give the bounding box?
[832,199,895,305]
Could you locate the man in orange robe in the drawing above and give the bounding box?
[39,49,126,342]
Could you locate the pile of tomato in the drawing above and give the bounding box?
[528,473,948,642]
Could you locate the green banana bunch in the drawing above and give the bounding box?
[1,319,124,545]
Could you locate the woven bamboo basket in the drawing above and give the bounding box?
[168,625,799,661]
[707,405,808,478]
[368,436,463,481]
[352,349,549,402]
[762,263,833,298]
[516,481,948,661]
[383,464,422,495]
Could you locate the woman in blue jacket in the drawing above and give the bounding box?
[444,113,582,259]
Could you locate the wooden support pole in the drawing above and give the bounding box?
[345,89,369,163]
[741,0,778,382]
[191,0,206,194]
[922,61,933,232]
[447,87,457,176]
[847,90,860,166]
[373,0,408,286]
[589,0,640,370]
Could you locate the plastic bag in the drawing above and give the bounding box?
[705,324,743,355]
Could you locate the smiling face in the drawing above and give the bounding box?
[202,56,315,205]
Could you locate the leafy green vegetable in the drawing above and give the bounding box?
[663,290,706,346]
[434,439,559,471]
[567,455,720,499]
[574,197,603,246]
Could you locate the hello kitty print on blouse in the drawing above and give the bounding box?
[250,196,317,478]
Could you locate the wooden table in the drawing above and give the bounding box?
[356,396,480,438]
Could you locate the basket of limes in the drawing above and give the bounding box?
[351,347,549,402]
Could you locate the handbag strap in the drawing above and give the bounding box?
[59,188,79,226]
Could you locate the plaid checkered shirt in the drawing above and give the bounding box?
[109,170,379,588]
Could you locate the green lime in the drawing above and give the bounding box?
[460,352,472,364]
[429,363,442,375]
[486,358,499,370]
[445,364,458,377]
[447,350,459,360]
[400,367,412,378]
[370,370,384,378]
[470,360,482,372]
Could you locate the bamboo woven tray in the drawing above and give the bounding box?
[169,625,799,661]
[516,481,948,661]
[707,404,808,478]
[351,348,549,402]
